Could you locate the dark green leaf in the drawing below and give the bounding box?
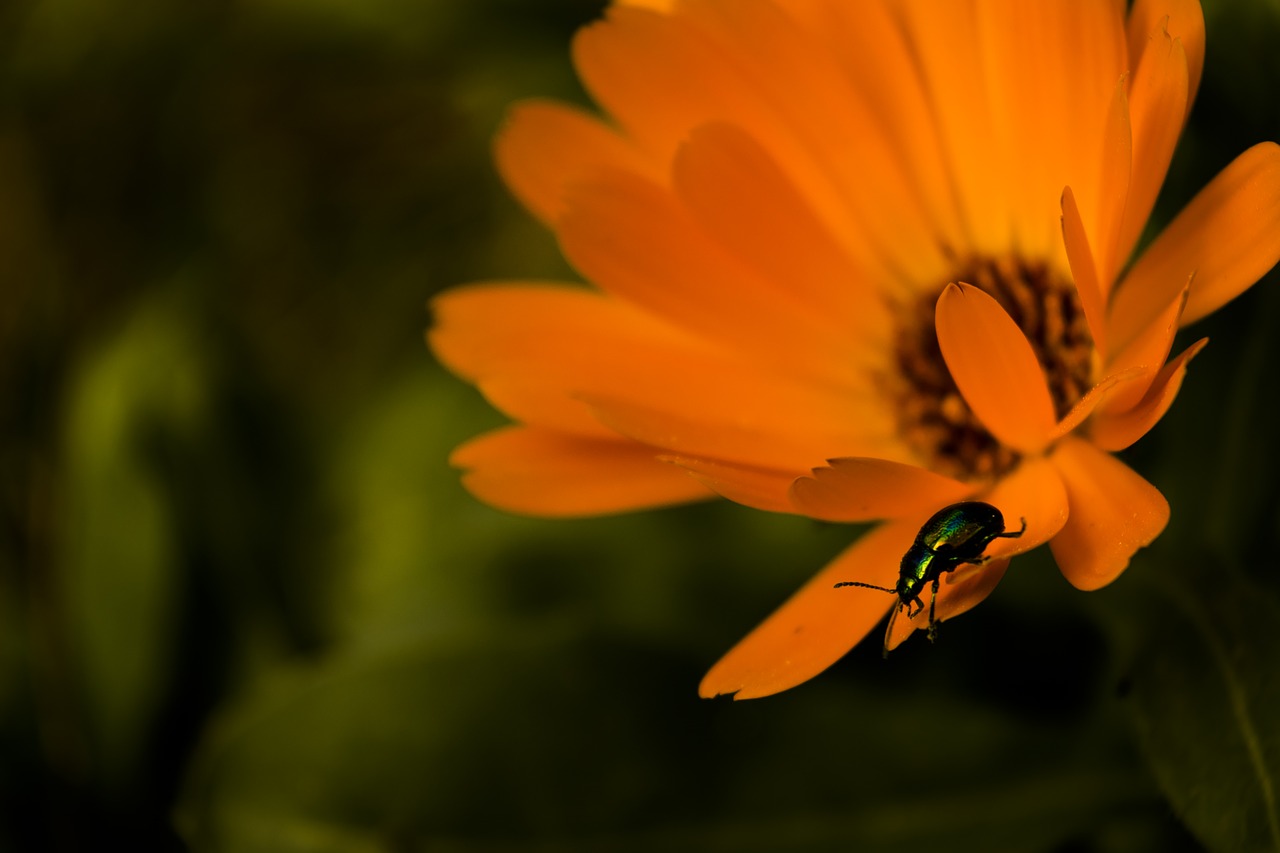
[1125,561,1280,852]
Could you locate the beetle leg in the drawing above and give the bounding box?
[926,576,941,642]
[995,517,1028,539]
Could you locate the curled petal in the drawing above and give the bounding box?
[1109,142,1280,353]
[1048,437,1169,590]
[936,283,1057,453]
[661,456,801,515]
[699,518,919,700]
[452,426,713,517]
[1092,338,1209,451]
[789,457,973,523]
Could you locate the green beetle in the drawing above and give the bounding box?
[835,501,1026,656]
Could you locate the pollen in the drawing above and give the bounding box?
[891,256,1095,482]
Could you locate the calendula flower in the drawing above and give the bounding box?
[430,0,1280,699]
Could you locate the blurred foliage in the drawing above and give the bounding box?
[0,0,1277,850]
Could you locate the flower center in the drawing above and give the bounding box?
[890,255,1094,482]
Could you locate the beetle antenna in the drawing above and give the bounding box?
[833,581,897,594]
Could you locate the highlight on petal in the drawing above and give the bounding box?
[699,518,919,700]
[661,456,802,516]
[494,100,656,226]
[1109,142,1280,353]
[1048,437,1169,591]
[451,426,712,518]
[935,283,1057,453]
[788,457,972,523]
[1092,337,1208,451]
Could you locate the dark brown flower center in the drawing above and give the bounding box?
[890,255,1095,482]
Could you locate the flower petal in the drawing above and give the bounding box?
[1097,278,1189,416]
[451,426,712,517]
[661,456,801,515]
[1048,437,1169,590]
[1109,142,1280,353]
[1048,366,1148,443]
[493,99,657,226]
[557,170,858,378]
[671,121,890,345]
[699,518,918,700]
[585,393,899,474]
[978,456,1070,560]
[1091,337,1208,451]
[431,282,887,459]
[788,457,973,523]
[935,282,1057,452]
[1127,0,1204,121]
[1061,185,1110,356]
[1117,19,1189,273]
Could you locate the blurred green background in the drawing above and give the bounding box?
[2,0,1279,850]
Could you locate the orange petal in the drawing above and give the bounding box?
[936,0,1127,260]
[1092,337,1208,451]
[1061,185,1110,357]
[493,100,657,226]
[556,170,857,379]
[675,0,947,284]
[935,283,1057,452]
[1048,437,1169,590]
[1117,20,1189,274]
[671,122,889,343]
[1048,366,1148,443]
[1109,142,1280,353]
[661,456,801,515]
[977,456,1070,560]
[887,558,1010,653]
[1127,0,1204,121]
[1092,77,1133,295]
[430,282,883,458]
[895,0,1008,254]
[788,458,973,523]
[585,393,898,474]
[572,3,906,282]
[451,426,712,517]
[699,518,918,700]
[787,0,967,254]
[1097,278,1190,416]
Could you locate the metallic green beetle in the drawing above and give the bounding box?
[835,501,1026,656]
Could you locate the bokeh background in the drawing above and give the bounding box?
[2,1,1279,850]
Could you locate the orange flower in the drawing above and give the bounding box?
[429,0,1280,698]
